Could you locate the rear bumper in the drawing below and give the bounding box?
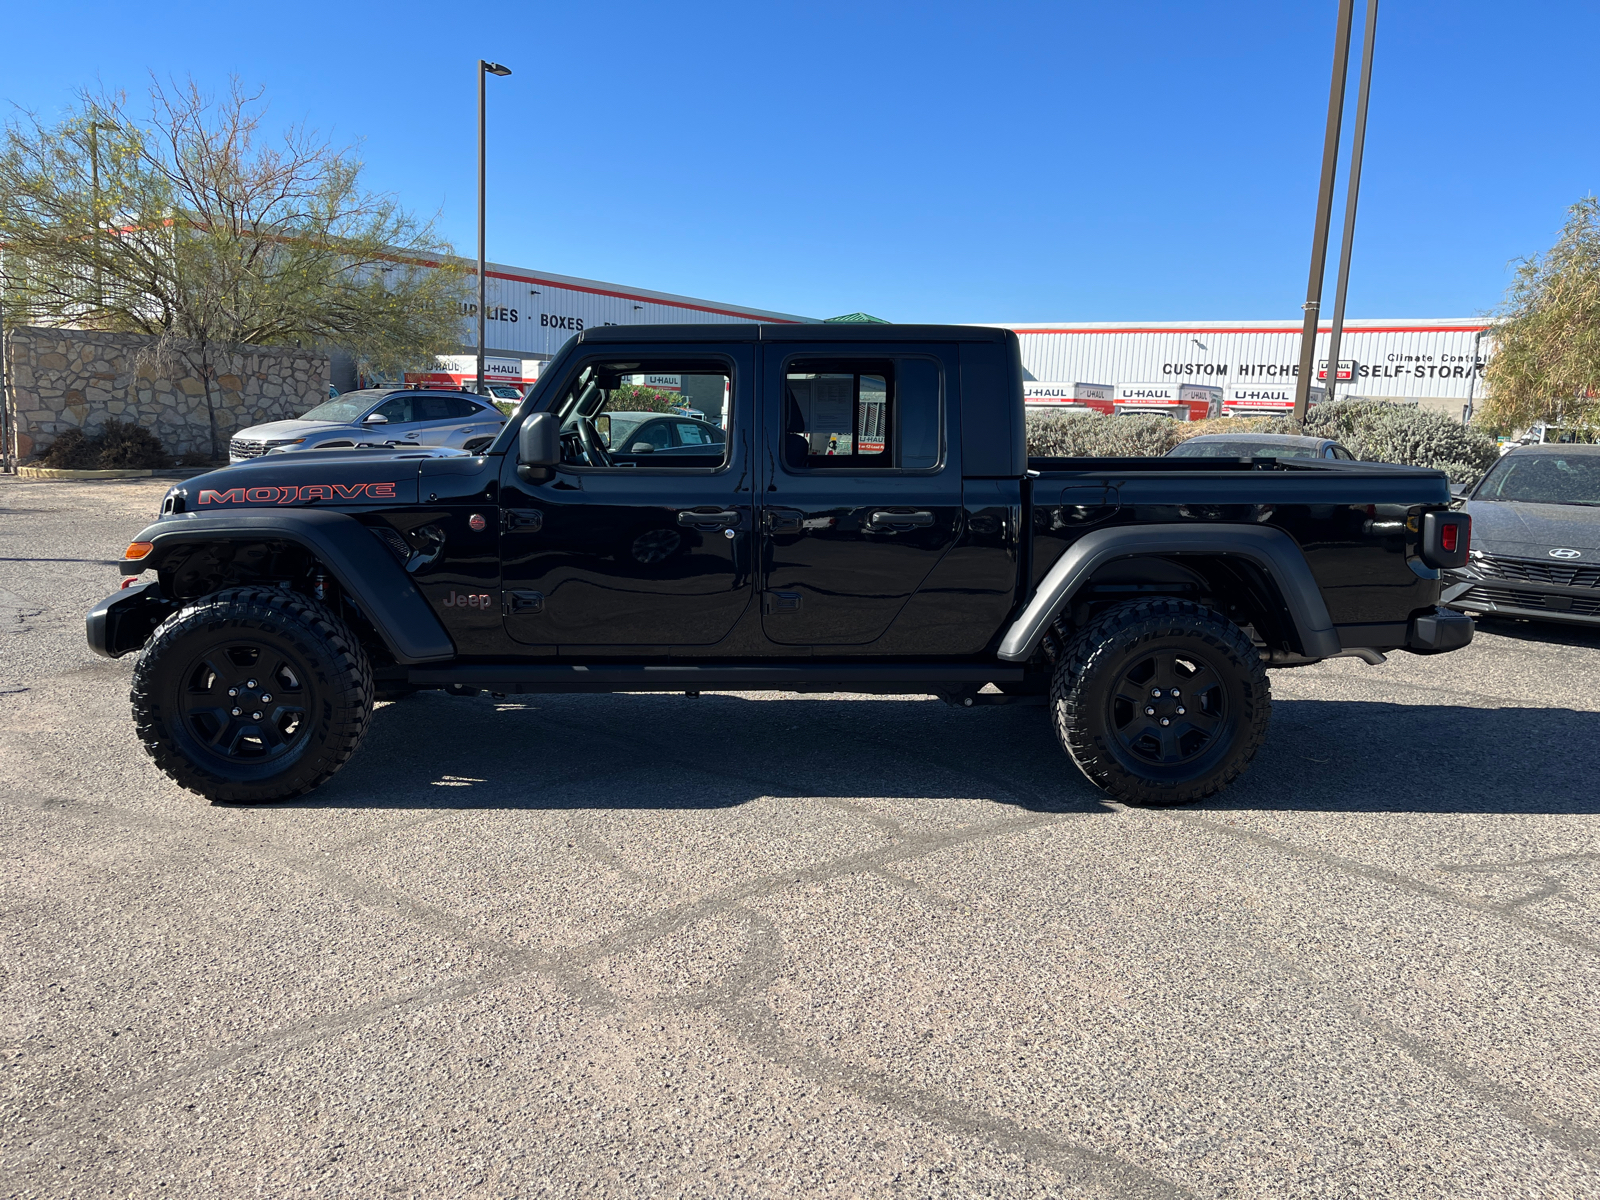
[1443,577,1600,628]
[1406,606,1475,653]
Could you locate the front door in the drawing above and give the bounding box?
[498,345,754,651]
[758,343,963,647]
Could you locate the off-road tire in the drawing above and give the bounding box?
[132,586,373,803]
[1050,598,1269,805]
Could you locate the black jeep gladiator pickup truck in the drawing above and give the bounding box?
[87,323,1474,804]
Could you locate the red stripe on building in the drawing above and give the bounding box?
[483,269,803,323]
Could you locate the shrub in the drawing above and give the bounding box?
[38,427,98,469]
[94,419,171,469]
[606,384,688,414]
[37,420,171,470]
[1025,400,1499,481]
[1304,399,1499,481]
[1027,412,1188,457]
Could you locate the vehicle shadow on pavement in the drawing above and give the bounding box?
[293,690,1094,814]
[1473,616,1600,652]
[1214,698,1600,814]
[288,690,1597,817]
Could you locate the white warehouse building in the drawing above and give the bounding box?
[457,260,812,360]
[403,256,1489,424]
[996,318,1491,420]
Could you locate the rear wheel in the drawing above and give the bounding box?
[1050,598,1269,805]
[131,587,373,802]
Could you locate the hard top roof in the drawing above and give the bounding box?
[577,323,1012,344]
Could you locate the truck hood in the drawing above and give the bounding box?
[1462,499,1600,558]
[161,449,427,515]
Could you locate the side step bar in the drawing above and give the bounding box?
[405,663,1026,696]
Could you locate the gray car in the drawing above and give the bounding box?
[1166,432,1355,460]
[229,388,505,462]
[1443,444,1600,626]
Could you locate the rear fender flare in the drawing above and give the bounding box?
[124,510,455,664]
[999,523,1339,662]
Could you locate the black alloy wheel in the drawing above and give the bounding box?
[177,640,311,764]
[1051,598,1270,805]
[133,587,373,802]
[1106,648,1228,767]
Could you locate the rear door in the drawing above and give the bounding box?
[757,342,962,646]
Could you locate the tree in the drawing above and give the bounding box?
[0,78,471,459]
[1481,196,1600,433]
[605,384,691,413]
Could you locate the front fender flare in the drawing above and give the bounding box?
[998,523,1339,662]
[125,509,455,664]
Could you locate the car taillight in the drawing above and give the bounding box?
[1420,511,1470,569]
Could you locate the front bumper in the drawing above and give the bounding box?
[86,581,176,658]
[1443,574,1600,627]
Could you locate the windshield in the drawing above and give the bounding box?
[300,390,389,423]
[1170,439,1322,459]
[602,413,650,447]
[1474,453,1600,505]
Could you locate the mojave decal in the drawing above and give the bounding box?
[198,483,398,505]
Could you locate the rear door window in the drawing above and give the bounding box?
[782,357,941,471]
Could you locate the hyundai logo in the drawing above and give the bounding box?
[1549,548,1582,559]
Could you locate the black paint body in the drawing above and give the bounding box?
[124,324,1460,675]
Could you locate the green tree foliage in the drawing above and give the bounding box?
[1481,196,1600,433]
[604,384,690,414]
[0,78,470,459]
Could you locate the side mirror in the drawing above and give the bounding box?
[364,412,389,425]
[1449,480,1476,500]
[518,412,560,471]
[629,442,655,453]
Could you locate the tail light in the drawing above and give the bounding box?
[1420,511,1470,569]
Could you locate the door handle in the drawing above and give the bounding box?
[865,510,934,531]
[677,509,741,531]
[503,589,545,615]
[502,509,543,532]
[763,509,803,533]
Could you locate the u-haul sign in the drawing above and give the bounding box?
[1025,381,1113,404]
[1114,382,1179,403]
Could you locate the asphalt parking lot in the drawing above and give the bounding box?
[3,475,1598,1200]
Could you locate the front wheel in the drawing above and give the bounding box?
[1050,598,1270,805]
[131,587,373,802]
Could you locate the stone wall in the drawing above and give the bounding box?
[3,326,329,463]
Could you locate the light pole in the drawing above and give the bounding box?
[477,60,512,395]
[1322,0,1379,407]
[87,117,117,317]
[1464,327,1488,422]
[1293,0,1357,421]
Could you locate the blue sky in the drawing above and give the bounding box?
[5,1,1594,323]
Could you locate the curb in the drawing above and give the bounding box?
[17,466,155,480]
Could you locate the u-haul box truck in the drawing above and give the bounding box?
[1222,384,1326,416]
[1024,381,1113,416]
[405,355,543,398]
[1113,383,1219,421]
